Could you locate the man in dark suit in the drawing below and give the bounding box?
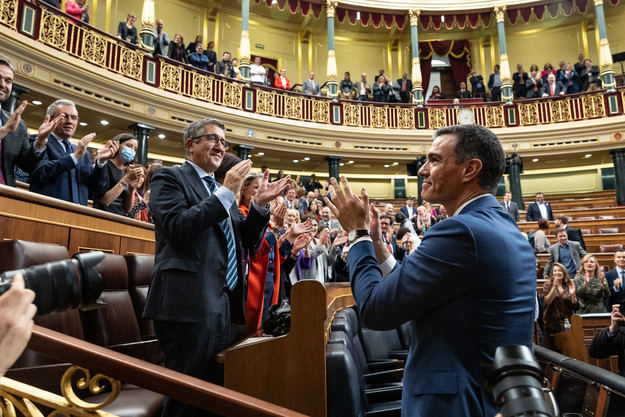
[399,196,417,222]
[455,81,471,99]
[469,71,486,98]
[215,51,235,78]
[0,57,55,186]
[488,64,502,101]
[500,191,520,222]
[144,117,289,416]
[580,59,601,91]
[544,228,587,278]
[512,64,528,99]
[29,99,116,205]
[590,304,625,377]
[526,192,553,221]
[541,73,566,97]
[604,250,625,311]
[554,215,586,250]
[397,72,413,103]
[326,124,535,417]
[302,71,320,95]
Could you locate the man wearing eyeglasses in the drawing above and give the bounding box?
[29,99,118,205]
[144,117,291,417]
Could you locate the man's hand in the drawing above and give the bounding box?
[324,176,369,233]
[369,203,382,244]
[270,199,286,228]
[285,218,315,243]
[36,112,65,145]
[615,278,622,289]
[222,159,252,194]
[0,273,37,376]
[73,133,96,159]
[333,233,348,247]
[609,304,624,335]
[0,100,27,140]
[292,233,313,254]
[97,140,119,162]
[254,169,291,207]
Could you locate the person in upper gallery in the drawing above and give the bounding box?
[231,58,240,79]
[397,72,413,103]
[144,117,290,416]
[558,63,581,94]
[540,62,556,83]
[302,71,320,96]
[372,76,388,102]
[185,35,202,57]
[554,215,586,250]
[65,0,89,23]
[339,72,353,100]
[574,53,586,76]
[92,133,144,216]
[488,64,502,102]
[274,68,290,90]
[526,192,554,221]
[512,64,528,99]
[0,57,54,187]
[324,124,535,417]
[581,58,601,92]
[574,254,609,314]
[525,64,543,99]
[152,19,169,57]
[216,51,236,78]
[116,13,139,46]
[500,191,520,222]
[469,71,486,98]
[541,73,566,97]
[249,56,267,85]
[29,99,118,205]
[167,34,187,64]
[555,61,566,80]
[455,81,472,99]
[203,41,218,73]
[305,173,322,193]
[374,69,385,83]
[544,228,587,279]
[428,85,445,101]
[189,43,209,71]
[603,250,625,312]
[354,73,371,101]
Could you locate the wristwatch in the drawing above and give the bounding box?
[348,229,370,243]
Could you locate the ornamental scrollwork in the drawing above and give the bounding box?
[582,94,605,118]
[518,103,539,126]
[81,31,108,67]
[428,108,447,129]
[256,90,275,115]
[119,48,143,80]
[192,73,213,101]
[550,99,571,123]
[0,0,18,29]
[343,104,360,126]
[60,365,121,411]
[312,100,329,124]
[40,10,69,49]
[397,107,415,129]
[223,83,242,109]
[285,96,302,119]
[485,106,505,128]
[371,107,388,128]
[160,62,183,93]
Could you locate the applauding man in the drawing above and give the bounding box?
[325,124,535,417]
[144,117,290,417]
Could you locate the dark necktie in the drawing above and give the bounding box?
[203,176,238,291]
[62,139,80,204]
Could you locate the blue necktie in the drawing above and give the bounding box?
[203,176,238,291]
[62,139,80,204]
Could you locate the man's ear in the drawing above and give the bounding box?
[461,159,483,183]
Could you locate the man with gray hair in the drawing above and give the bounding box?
[144,117,290,416]
[0,56,57,186]
[29,99,117,205]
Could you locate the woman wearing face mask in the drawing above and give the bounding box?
[93,133,142,216]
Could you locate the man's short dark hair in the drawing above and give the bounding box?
[555,227,567,236]
[535,192,543,196]
[555,215,569,225]
[406,196,414,201]
[379,214,394,226]
[0,56,15,74]
[434,124,505,194]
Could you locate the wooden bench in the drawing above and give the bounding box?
[519,218,625,235]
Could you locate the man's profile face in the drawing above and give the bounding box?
[615,251,625,269]
[186,124,226,173]
[557,232,568,246]
[52,104,79,139]
[0,64,13,103]
[419,134,467,205]
[504,192,511,202]
[535,193,544,203]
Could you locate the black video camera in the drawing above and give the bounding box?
[0,251,105,316]
[484,345,557,417]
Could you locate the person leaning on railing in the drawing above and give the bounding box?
[167,34,187,64]
[116,13,139,46]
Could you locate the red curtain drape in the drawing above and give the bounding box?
[418,40,471,93]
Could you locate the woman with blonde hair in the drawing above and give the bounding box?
[574,254,610,313]
[542,262,577,349]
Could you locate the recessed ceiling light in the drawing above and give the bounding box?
[293,159,299,163]
[348,160,354,164]
[339,162,344,166]
[100,120,109,126]
[392,162,399,166]
[384,164,390,168]
[248,155,252,159]
[257,152,264,156]
[584,153,592,158]
[532,158,539,162]
[79,121,88,126]
[31,100,42,105]
[303,157,310,161]
[157,133,166,139]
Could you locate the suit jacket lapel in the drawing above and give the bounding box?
[181,161,209,201]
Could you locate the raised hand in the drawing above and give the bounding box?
[324,176,369,233]
[125,165,144,188]
[333,234,348,247]
[37,112,65,143]
[222,159,252,194]
[568,281,576,295]
[73,133,96,159]
[292,233,313,254]
[369,203,382,244]
[286,218,315,243]
[270,199,286,228]
[255,169,291,207]
[0,100,27,140]
[97,140,119,161]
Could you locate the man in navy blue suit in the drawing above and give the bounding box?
[29,99,118,205]
[526,192,554,221]
[605,250,625,311]
[325,124,535,417]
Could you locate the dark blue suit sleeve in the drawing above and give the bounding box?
[347,218,476,330]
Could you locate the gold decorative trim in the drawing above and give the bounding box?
[326,0,338,18]
[0,0,18,29]
[494,6,506,24]
[408,9,420,27]
[61,366,121,411]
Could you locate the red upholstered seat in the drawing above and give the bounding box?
[576,216,596,221]
[600,244,624,253]
[125,254,155,340]
[599,228,620,234]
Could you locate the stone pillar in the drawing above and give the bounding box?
[327,156,342,181]
[130,123,155,166]
[594,0,616,92]
[236,144,254,160]
[494,6,513,104]
[408,10,424,107]
[325,1,338,99]
[239,0,251,80]
[414,156,426,206]
[1,84,28,113]
[507,153,524,209]
[611,149,625,206]
[139,0,155,51]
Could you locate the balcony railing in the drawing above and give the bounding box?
[1,0,624,131]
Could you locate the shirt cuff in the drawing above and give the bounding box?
[251,201,270,216]
[214,186,235,214]
[379,254,397,277]
[33,145,46,155]
[95,159,107,168]
[69,153,78,166]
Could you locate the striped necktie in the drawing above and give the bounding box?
[203,176,238,291]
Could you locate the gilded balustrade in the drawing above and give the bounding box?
[0,0,623,132]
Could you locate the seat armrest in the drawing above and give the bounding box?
[364,368,404,384]
[365,386,402,403]
[367,360,404,372]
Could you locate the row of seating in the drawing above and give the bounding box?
[0,240,162,417]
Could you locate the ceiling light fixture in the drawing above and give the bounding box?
[293,159,299,163]
[384,164,390,168]
[257,152,264,156]
[356,11,361,20]
[392,162,399,166]
[584,153,592,158]
[157,133,166,139]
[348,160,354,164]
[339,162,344,166]
[532,158,539,162]
[100,120,109,126]
[79,121,88,126]
[303,157,310,161]
[31,100,42,105]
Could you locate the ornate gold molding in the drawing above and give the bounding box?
[594,0,604,6]
[494,6,506,23]
[326,0,338,18]
[408,9,420,27]
[0,0,18,29]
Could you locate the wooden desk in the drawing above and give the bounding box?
[0,185,154,255]
[519,218,625,235]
